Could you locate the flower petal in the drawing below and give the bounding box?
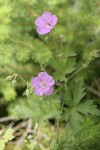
[42,11,53,23]
[35,16,46,27]
[32,77,41,88]
[44,87,54,96]
[52,15,58,26]
[46,76,55,86]
[38,72,48,80]
[42,86,51,93]
[38,72,55,86]
[37,26,50,35]
[34,88,44,96]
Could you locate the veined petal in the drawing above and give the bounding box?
[34,88,44,96]
[44,87,54,96]
[42,86,51,93]
[37,26,50,35]
[38,72,48,80]
[46,76,55,86]
[38,72,55,86]
[35,16,46,27]
[42,11,53,23]
[52,15,58,26]
[32,77,41,88]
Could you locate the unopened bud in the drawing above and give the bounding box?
[45,35,49,43]
[5,76,13,81]
[60,34,67,43]
[12,79,17,87]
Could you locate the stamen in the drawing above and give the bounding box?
[41,82,46,86]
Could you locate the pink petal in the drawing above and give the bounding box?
[37,26,50,35]
[35,16,46,27]
[32,77,41,88]
[38,72,55,86]
[42,11,53,23]
[42,86,51,93]
[46,76,55,86]
[38,72,48,80]
[44,87,54,96]
[34,88,44,96]
[52,15,58,26]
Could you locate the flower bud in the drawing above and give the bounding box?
[5,76,13,81]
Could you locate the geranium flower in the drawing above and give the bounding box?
[35,11,58,35]
[32,72,55,96]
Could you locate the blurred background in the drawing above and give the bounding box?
[0,0,100,149]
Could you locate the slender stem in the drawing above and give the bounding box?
[67,58,91,81]
[60,40,63,53]
[56,99,64,150]
[56,119,60,150]
[67,67,84,81]
[14,73,27,85]
[49,33,59,54]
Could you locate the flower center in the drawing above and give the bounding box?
[41,82,46,86]
[46,23,50,29]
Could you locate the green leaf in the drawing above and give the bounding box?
[76,100,100,116]
[63,81,85,107]
[72,81,85,105]
[14,94,61,123]
[70,109,84,129]
[62,46,76,58]
[1,84,17,102]
[52,57,76,81]
[42,110,61,122]
[0,127,14,150]
[63,89,73,107]
[62,81,100,129]
[50,139,58,150]
[62,108,84,130]
[62,108,71,121]
[3,127,14,142]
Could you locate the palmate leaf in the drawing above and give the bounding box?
[70,109,84,129]
[72,81,86,105]
[62,46,76,58]
[14,94,61,123]
[76,100,100,116]
[62,108,84,130]
[63,88,73,107]
[51,57,76,81]
[63,81,85,107]
[63,103,99,131]
[62,81,100,129]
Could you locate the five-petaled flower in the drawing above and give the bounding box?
[35,11,58,35]
[32,72,55,96]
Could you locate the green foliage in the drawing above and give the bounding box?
[62,81,100,129]
[0,0,100,149]
[59,117,100,150]
[50,139,58,150]
[13,94,61,123]
[51,56,76,81]
[0,127,14,150]
[0,82,17,102]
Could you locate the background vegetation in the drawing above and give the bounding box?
[0,0,100,150]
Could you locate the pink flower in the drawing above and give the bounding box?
[35,11,58,35]
[32,72,55,96]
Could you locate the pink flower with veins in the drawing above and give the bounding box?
[32,72,55,96]
[35,11,58,35]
